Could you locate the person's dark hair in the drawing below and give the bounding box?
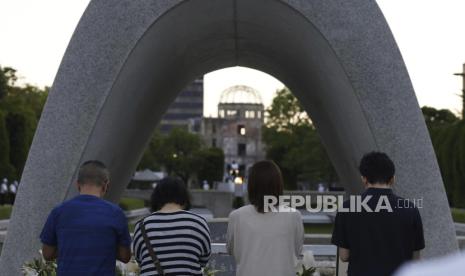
[151,177,191,212]
[359,151,395,184]
[247,160,284,213]
[77,160,109,186]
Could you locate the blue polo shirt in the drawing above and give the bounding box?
[40,194,131,276]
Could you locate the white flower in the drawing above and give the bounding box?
[21,266,38,276]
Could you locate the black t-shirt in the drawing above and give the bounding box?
[331,188,425,276]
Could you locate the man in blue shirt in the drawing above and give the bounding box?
[40,160,131,275]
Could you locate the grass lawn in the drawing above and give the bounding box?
[304,224,333,234]
[119,198,145,211]
[0,205,12,220]
[451,208,465,223]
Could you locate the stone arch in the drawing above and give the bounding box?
[0,0,457,273]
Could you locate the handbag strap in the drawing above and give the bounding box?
[140,218,165,275]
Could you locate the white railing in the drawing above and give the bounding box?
[211,243,337,256]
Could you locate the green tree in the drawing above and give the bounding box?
[0,67,7,100]
[263,88,336,189]
[138,128,226,186]
[2,67,18,86]
[161,128,203,184]
[138,131,164,171]
[6,109,36,176]
[430,122,465,208]
[453,122,465,208]
[422,106,465,207]
[0,65,49,179]
[3,85,48,120]
[422,106,458,129]
[266,88,309,130]
[262,127,297,187]
[0,66,18,100]
[0,111,16,179]
[197,147,225,185]
[10,85,48,120]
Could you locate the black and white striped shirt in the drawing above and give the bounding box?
[133,211,211,276]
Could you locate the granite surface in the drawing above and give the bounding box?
[0,0,457,274]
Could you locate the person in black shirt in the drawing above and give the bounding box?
[332,151,425,276]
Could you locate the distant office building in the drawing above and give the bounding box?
[159,77,204,133]
[200,85,266,179]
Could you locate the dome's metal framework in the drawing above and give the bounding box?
[219,85,263,104]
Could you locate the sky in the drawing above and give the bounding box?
[0,0,464,116]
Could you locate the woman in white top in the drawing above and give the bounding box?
[226,160,304,276]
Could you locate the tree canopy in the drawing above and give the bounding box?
[138,128,225,186]
[262,88,337,189]
[0,65,49,180]
[423,106,465,207]
[422,106,459,128]
[266,88,309,130]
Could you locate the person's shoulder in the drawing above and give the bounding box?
[104,199,124,211]
[182,210,209,225]
[229,204,254,218]
[134,215,146,230]
[275,206,302,220]
[281,207,303,223]
[47,197,83,218]
[52,197,77,212]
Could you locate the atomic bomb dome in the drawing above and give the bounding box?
[199,84,267,180]
[219,85,263,105]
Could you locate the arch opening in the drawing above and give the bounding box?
[85,0,374,203]
[0,0,457,273]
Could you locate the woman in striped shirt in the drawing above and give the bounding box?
[133,177,211,276]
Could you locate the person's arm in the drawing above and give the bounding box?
[40,208,59,261]
[115,208,132,263]
[339,247,350,262]
[199,220,212,267]
[412,208,425,259]
[294,211,304,257]
[331,209,351,262]
[132,221,143,264]
[226,211,235,255]
[117,245,131,263]
[42,244,57,261]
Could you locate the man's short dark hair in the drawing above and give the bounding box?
[151,177,191,212]
[359,152,395,184]
[248,160,284,213]
[77,160,109,186]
